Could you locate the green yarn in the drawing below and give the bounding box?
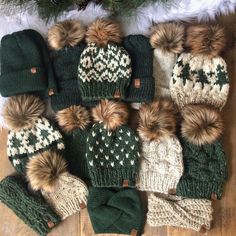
[0,175,61,236]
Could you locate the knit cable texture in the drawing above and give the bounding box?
[147,193,213,232]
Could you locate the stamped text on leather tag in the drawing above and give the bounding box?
[47,221,55,228]
[131,229,138,236]
[168,188,176,195]
[199,225,207,234]
[114,89,121,98]
[79,202,86,209]
[123,180,129,187]
[134,78,141,88]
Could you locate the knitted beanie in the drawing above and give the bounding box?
[26,150,88,220]
[0,29,57,97]
[78,18,132,101]
[170,25,229,110]
[150,23,185,99]
[147,193,213,233]
[87,187,144,236]
[56,105,91,181]
[136,100,183,194]
[0,175,60,236]
[123,35,154,103]
[3,95,65,175]
[176,104,227,200]
[86,100,140,187]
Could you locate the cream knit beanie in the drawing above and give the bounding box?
[147,193,213,233]
[150,23,185,99]
[136,100,183,194]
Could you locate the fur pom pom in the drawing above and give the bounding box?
[186,24,225,58]
[2,95,45,130]
[48,20,85,50]
[27,150,67,192]
[86,18,122,47]
[181,104,223,145]
[138,100,177,142]
[150,22,185,54]
[92,100,128,130]
[56,105,90,133]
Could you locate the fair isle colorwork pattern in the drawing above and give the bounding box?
[78,43,131,100]
[42,173,88,220]
[86,123,140,187]
[137,137,183,194]
[170,53,229,109]
[147,193,213,233]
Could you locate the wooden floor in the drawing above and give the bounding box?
[0,14,235,236]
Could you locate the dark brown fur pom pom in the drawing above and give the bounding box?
[150,22,185,54]
[138,100,177,142]
[181,104,223,145]
[186,24,225,58]
[56,105,90,133]
[48,20,85,50]
[86,18,122,47]
[92,100,128,130]
[26,150,67,192]
[3,95,45,130]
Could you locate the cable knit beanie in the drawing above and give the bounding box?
[2,95,65,175]
[87,187,144,236]
[170,25,229,110]
[137,100,183,194]
[176,104,227,200]
[56,105,91,181]
[147,193,213,233]
[150,23,185,99]
[0,29,57,98]
[123,35,154,104]
[26,150,88,220]
[86,100,140,187]
[78,18,132,101]
[0,175,60,236]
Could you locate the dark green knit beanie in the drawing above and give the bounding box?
[176,104,227,200]
[123,35,155,103]
[86,100,140,187]
[87,187,144,236]
[0,175,61,236]
[78,18,131,101]
[56,105,91,182]
[0,29,57,97]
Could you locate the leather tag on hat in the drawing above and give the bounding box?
[199,225,207,234]
[168,188,176,195]
[48,88,55,96]
[211,192,217,201]
[47,221,55,228]
[123,180,129,187]
[114,89,121,98]
[134,78,141,88]
[30,67,37,74]
[131,229,138,236]
[79,202,86,209]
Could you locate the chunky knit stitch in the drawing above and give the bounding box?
[147,193,213,233]
[0,175,60,236]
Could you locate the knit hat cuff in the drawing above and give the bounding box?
[177,179,224,199]
[137,171,181,194]
[89,168,137,187]
[0,66,47,97]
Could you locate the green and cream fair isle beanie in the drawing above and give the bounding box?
[86,100,140,187]
[0,175,61,236]
[176,104,227,200]
[78,18,132,101]
[26,150,88,220]
[137,100,183,194]
[2,95,65,176]
[170,25,229,110]
[150,22,185,99]
[0,29,57,98]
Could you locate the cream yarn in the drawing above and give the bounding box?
[147,193,213,233]
[136,137,183,194]
[42,172,88,220]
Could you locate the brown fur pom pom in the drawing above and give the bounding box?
[92,100,128,130]
[186,24,225,58]
[138,100,177,142]
[48,20,85,50]
[56,105,90,133]
[2,95,45,130]
[150,22,185,54]
[26,150,67,192]
[181,104,223,145]
[86,18,122,47]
